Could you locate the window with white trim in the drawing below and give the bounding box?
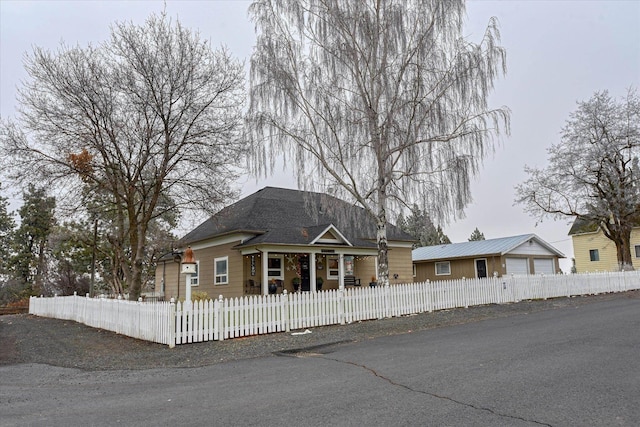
[327,256,339,280]
[214,257,228,285]
[190,261,200,286]
[267,255,284,280]
[435,261,451,276]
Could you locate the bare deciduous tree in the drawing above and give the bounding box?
[516,88,640,270]
[247,0,509,285]
[0,12,246,299]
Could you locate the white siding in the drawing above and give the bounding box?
[509,240,555,256]
[506,258,529,275]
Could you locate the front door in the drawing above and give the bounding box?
[475,259,488,278]
[299,256,311,291]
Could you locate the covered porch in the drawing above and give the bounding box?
[241,247,379,295]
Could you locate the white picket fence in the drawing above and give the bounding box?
[29,271,640,347]
[28,295,175,345]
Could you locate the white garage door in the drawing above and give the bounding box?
[533,258,555,275]
[506,258,529,275]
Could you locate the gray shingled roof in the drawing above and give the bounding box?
[568,218,600,235]
[568,217,640,235]
[412,234,564,262]
[180,187,415,248]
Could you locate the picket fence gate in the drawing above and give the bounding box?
[29,271,640,347]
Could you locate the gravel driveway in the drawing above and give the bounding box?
[1,290,638,371]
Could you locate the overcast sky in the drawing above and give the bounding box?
[1,0,639,272]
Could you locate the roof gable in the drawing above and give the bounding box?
[310,224,352,246]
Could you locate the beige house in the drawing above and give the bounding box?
[412,234,564,282]
[155,187,415,300]
[569,219,640,272]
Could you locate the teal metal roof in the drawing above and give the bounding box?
[412,234,564,262]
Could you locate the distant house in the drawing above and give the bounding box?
[412,234,565,282]
[155,187,415,299]
[569,218,640,272]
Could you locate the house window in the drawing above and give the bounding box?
[327,256,339,280]
[635,245,640,258]
[589,249,599,262]
[268,255,284,279]
[214,257,228,285]
[189,261,200,286]
[435,261,451,276]
[413,264,416,278]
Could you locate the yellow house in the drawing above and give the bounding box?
[569,219,640,272]
[155,187,415,300]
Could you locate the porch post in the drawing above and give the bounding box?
[339,253,345,290]
[261,250,269,295]
[310,252,316,292]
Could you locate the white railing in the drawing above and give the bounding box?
[29,271,640,347]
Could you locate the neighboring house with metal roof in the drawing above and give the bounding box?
[155,187,415,299]
[569,218,640,273]
[412,234,565,282]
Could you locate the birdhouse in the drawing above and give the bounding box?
[181,247,197,274]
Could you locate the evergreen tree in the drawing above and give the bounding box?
[468,228,486,241]
[398,205,451,248]
[8,184,56,295]
[434,226,452,246]
[0,183,15,279]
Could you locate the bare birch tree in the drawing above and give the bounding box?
[0,12,245,299]
[247,0,509,285]
[516,89,640,270]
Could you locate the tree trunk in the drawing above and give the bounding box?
[376,184,390,287]
[615,229,634,271]
[34,238,47,296]
[606,223,635,271]
[376,216,389,287]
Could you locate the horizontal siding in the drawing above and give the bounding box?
[509,240,557,256]
[388,247,413,284]
[188,242,245,300]
[633,228,640,270]
[414,254,560,281]
[573,232,621,273]
[157,261,181,300]
[573,227,640,272]
[415,256,502,282]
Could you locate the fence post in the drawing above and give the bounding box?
[283,290,290,333]
[384,284,391,319]
[168,298,176,348]
[463,278,469,308]
[338,288,345,325]
[217,295,225,341]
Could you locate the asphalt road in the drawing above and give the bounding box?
[1,296,639,426]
